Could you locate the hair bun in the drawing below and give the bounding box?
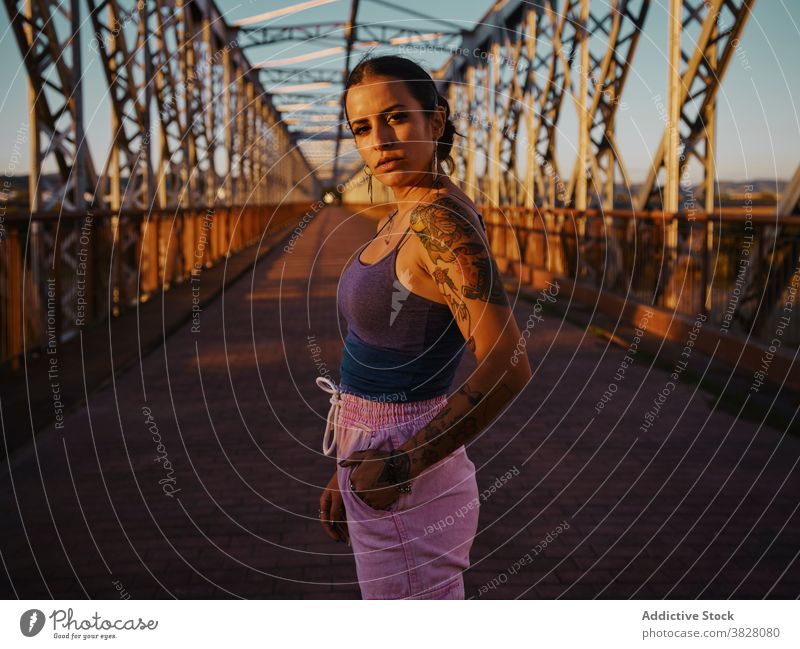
[435,92,460,174]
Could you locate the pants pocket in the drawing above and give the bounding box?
[339,462,406,518]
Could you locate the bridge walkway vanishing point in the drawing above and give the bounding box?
[0,206,798,599]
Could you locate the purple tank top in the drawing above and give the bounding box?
[338,215,459,353]
[336,207,473,400]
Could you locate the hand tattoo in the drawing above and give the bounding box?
[378,449,412,487]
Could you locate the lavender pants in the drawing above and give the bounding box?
[335,391,480,599]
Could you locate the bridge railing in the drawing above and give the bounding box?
[482,205,800,350]
[0,203,308,367]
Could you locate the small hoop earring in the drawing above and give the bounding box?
[432,145,438,186]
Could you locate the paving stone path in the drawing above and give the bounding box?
[1,206,798,599]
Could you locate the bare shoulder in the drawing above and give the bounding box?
[409,192,487,249]
[407,191,507,307]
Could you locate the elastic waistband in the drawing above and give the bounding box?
[339,390,448,433]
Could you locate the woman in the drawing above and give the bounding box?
[317,54,532,599]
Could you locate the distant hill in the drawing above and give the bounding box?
[1,175,793,211]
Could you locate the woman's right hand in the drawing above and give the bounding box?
[320,470,349,544]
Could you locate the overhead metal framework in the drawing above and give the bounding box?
[428,0,757,213]
[332,0,799,346]
[259,67,344,86]
[4,0,795,367]
[3,0,776,206]
[3,0,320,212]
[5,0,97,212]
[1,0,322,359]
[635,0,757,212]
[320,0,771,218]
[235,0,468,185]
[3,0,771,204]
[238,21,460,49]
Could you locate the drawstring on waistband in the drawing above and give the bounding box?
[315,376,370,456]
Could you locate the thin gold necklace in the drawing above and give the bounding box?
[382,209,399,244]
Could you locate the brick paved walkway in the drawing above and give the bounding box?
[1,205,798,599]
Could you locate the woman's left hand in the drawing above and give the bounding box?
[339,449,402,511]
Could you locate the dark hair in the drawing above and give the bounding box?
[343,54,462,176]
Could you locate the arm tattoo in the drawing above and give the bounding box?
[376,450,412,490]
[396,379,516,481]
[410,196,509,353]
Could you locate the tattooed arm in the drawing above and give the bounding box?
[340,196,533,508]
[394,196,533,482]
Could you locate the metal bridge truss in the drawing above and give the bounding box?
[1,0,320,365]
[435,0,759,213]
[3,0,319,213]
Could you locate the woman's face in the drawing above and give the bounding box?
[346,74,445,188]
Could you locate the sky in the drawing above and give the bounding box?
[0,0,797,185]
